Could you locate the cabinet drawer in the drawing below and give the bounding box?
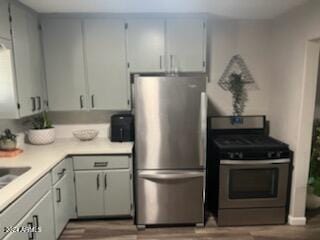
[0,173,51,239]
[51,159,68,185]
[73,155,129,170]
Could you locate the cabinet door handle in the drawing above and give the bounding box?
[94,162,108,168]
[170,54,173,71]
[104,173,107,190]
[27,222,34,240]
[160,55,162,69]
[57,168,66,178]
[32,215,39,228]
[91,95,95,108]
[37,96,41,110]
[31,97,36,112]
[56,188,61,203]
[96,173,100,190]
[80,95,84,109]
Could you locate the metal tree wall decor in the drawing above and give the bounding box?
[218,55,258,116]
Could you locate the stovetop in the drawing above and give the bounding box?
[210,134,290,160]
[213,134,288,150]
[207,116,291,160]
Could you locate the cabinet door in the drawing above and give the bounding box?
[75,170,104,217]
[53,173,75,238]
[0,0,10,39]
[0,38,19,119]
[166,19,206,72]
[103,170,131,216]
[84,19,129,110]
[30,191,55,240]
[3,212,32,240]
[127,19,165,72]
[3,191,55,240]
[26,10,44,113]
[42,18,87,111]
[10,4,40,117]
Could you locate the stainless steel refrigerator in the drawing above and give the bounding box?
[133,73,207,228]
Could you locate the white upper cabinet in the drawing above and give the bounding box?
[11,3,44,117]
[0,38,19,119]
[42,18,87,111]
[84,19,129,110]
[127,19,165,73]
[40,16,207,112]
[166,19,206,72]
[0,0,10,39]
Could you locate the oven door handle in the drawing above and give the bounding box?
[220,159,290,165]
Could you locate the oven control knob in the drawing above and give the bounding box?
[236,152,243,159]
[268,152,275,158]
[277,151,282,158]
[228,152,235,159]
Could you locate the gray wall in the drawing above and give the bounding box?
[0,118,30,133]
[0,111,125,134]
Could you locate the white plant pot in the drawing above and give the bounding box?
[306,186,320,210]
[28,128,55,145]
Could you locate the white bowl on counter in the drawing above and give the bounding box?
[73,129,99,141]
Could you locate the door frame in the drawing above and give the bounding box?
[289,40,320,225]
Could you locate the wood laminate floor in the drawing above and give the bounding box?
[59,210,320,240]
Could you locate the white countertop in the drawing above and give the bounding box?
[0,138,133,212]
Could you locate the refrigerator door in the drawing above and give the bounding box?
[134,75,207,170]
[136,170,204,225]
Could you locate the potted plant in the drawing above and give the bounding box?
[0,129,17,151]
[307,120,320,209]
[28,112,55,145]
[228,73,248,124]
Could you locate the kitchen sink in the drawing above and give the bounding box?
[0,167,31,189]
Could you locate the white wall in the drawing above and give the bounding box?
[207,17,272,116]
[269,0,320,224]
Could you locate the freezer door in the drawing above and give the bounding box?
[134,75,207,169]
[136,170,204,225]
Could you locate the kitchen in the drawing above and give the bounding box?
[0,0,320,239]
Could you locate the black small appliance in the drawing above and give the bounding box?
[110,114,134,142]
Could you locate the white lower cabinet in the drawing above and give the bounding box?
[52,160,76,238]
[75,170,104,217]
[75,169,131,217]
[4,191,55,240]
[1,155,132,240]
[104,170,131,216]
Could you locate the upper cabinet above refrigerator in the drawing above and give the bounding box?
[166,19,207,72]
[126,18,207,73]
[126,19,165,73]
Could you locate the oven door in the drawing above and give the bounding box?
[219,159,290,209]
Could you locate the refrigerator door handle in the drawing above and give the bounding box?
[139,171,204,180]
[200,92,207,167]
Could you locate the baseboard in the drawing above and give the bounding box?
[288,215,306,225]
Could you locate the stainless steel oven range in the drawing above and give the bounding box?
[207,116,292,226]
